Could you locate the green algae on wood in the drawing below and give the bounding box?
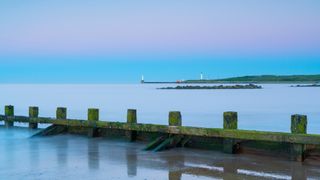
[56,107,67,119]
[5,105,14,116]
[169,111,182,126]
[290,114,307,161]
[4,105,14,128]
[1,107,320,162]
[152,135,183,152]
[144,136,166,151]
[88,108,99,121]
[153,136,174,152]
[32,125,68,137]
[29,106,39,118]
[127,109,137,124]
[126,109,137,141]
[29,106,39,129]
[223,112,238,129]
[223,112,239,153]
[2,114,320,145]
[291,114,307,134]
[87,108,99,137]
[290,143,306,162]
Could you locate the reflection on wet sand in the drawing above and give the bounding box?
[88,139,99,170]
[126,146,137,177]
[29,138,39,167]
[5,130,16,168]
[56,137,68,166]
[0,129,319,179]
[290,163,307,180]
[165,155,312,180]
[77,138,320,179]
[167,151,184,180]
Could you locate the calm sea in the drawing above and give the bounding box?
[0,84,320,179]
[0,84,319,133]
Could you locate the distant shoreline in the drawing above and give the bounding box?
[142,74,320,84]
[144,81,318,84]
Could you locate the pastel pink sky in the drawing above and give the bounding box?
[1,0,320,56]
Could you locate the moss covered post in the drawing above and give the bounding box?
[88,108,99,137]
[126,109,137,141]
[290,114,307,162]
[169,111,182,126]
[223,112,239,154]
[165,111,183,151]
[29,106,39,129]
[56,107,67,119]
[5,105,14,128]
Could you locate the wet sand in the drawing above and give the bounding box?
[0,127,319,179]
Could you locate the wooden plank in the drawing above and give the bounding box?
[1,115,320,145]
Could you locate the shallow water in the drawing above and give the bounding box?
[0,84,319,133]
[0,127,319,180]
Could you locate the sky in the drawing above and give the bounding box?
[0,0,320,83]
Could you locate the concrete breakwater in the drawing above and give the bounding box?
[1,105,319,162]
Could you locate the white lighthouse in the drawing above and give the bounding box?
[141,75,145,84]
[200,72,203,80]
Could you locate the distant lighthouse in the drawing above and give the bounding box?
[200,72,203,80]
[141,75,145,84]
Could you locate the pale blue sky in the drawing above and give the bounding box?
[0,0,319,83]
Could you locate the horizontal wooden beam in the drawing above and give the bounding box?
[1,115,320,145]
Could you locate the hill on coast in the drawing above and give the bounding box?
[184,75,320,83]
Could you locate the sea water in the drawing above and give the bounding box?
[0,84,320,179]
[0,84,319,133]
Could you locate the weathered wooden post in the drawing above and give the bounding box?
[166,111,184,151]
[290,114,307,162]
[169,111,182,126]
[29,106,39,129]
[88,108,99,137]
[5,105,14,128]
[56,107,67,119]
[222,112,239,176]
[126,109,137,141]
[88,108,99,121]
[223,111,239,153]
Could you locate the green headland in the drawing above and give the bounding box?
[184,75,320,84]
[143,75,320,84]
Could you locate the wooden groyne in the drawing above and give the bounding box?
[1,105,319,162]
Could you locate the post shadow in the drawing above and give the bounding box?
[126,147,137,177]
[56,137,68,166]
[88,139,100,170]
[167,152,184,180]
